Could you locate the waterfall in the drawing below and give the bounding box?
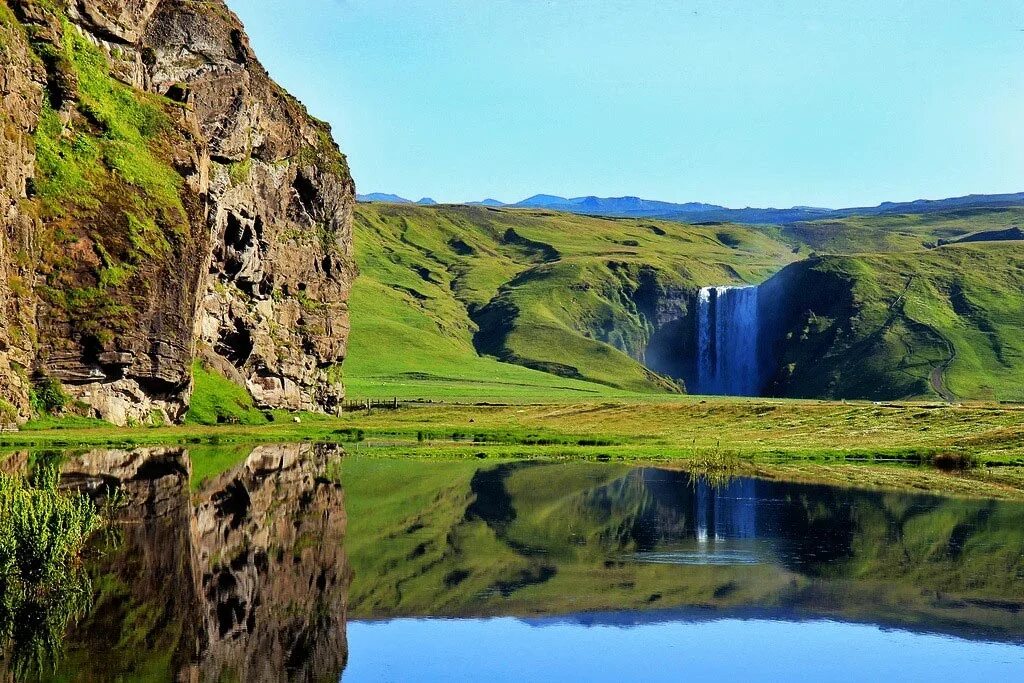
[694,285,761,396]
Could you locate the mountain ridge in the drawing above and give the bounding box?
[356,191,1024,224]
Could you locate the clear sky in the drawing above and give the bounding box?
[226,0,1024,208]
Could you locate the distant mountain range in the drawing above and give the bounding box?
[357,193,439,206]
[356,191,1024,224]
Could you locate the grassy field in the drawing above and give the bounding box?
[7,398,1024,497]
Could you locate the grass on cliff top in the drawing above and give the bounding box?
[33,24,182,214]
[346,203,796,399]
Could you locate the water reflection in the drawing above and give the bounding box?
[341,460,1024,644]
[2,443,350,681]
[0,451,1021,680]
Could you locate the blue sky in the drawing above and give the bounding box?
[226,0,1024,208]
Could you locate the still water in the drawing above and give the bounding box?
[1,444,1022,681]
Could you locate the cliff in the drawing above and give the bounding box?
[0,0,355,425]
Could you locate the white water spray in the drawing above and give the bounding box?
[694,285,761,396]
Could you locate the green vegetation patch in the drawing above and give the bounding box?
[29,15,191,344]
[0,464,102,676]
[184,360,270,426]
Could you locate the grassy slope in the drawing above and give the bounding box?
[183,360,268,425]
[772,242,1024,401]
[782,207,1024,254]
[347,203,796,398]
[348,202,1024,403]
[347,204,618,400]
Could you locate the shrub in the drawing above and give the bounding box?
[0,466,102,676]
[932,451,976,472]
[30,376,69,416]
[0,399,18,424]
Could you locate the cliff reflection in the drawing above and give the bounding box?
[49,443,349,682]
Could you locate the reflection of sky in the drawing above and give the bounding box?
[345,617,1024,682]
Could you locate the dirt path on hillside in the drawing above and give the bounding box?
[929,335,958,402]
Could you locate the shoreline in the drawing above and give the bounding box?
[2,397,1023,500]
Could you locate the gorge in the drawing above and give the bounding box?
[348,201,1024,404]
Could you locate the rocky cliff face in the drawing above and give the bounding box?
[0,2,44,421]
[0,0,354,424]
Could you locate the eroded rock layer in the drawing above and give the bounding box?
[0,0,355,424]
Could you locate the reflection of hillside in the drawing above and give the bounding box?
[343,460,1024,641]
[53,444,350,682]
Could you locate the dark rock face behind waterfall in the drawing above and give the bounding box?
[642,283,776,397]
[0,0,355,424]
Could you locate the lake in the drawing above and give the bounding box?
[1,444,1022,681]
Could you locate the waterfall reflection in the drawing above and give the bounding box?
[342,460,1024,642]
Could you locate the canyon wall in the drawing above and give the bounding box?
[0,0,355,424]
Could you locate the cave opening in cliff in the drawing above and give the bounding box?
[215,319,254,367]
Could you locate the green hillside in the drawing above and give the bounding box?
[346,204,796,398]
[345,201,1024,402]
[781,207,1024,254]
[768,242,1024,401]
